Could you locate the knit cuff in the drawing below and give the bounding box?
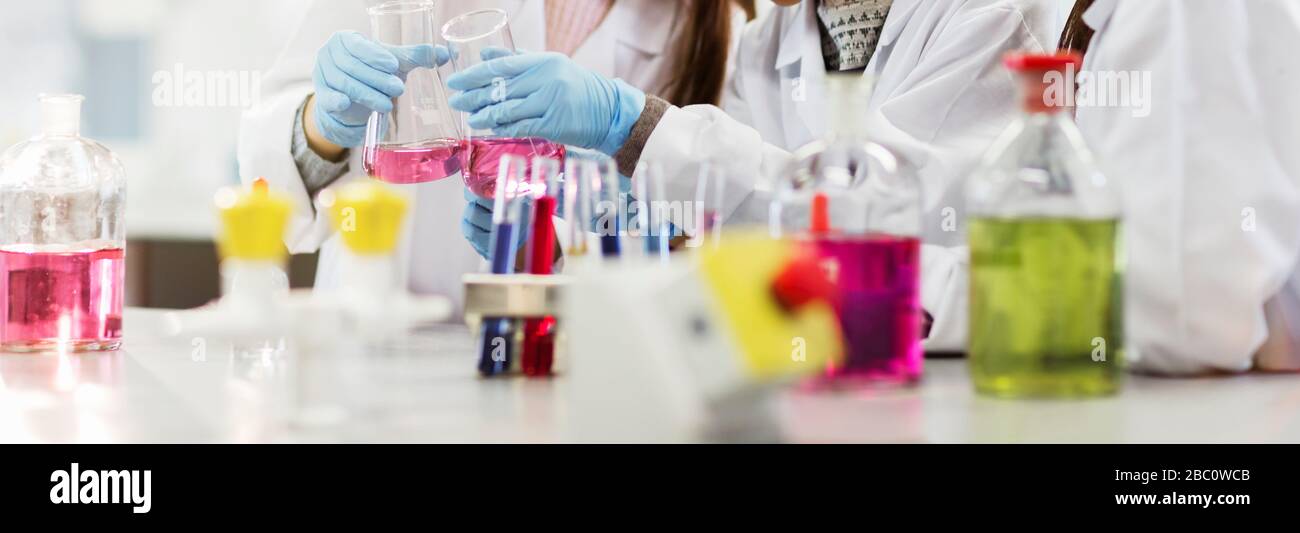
[613,95,670,177]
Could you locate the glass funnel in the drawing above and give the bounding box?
[772,75,923,388]
[0,94,126,352]
[362,0,464,185]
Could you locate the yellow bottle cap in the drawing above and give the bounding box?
[215,178,292,261]
[319,181,408,256]
[697,232,843,380]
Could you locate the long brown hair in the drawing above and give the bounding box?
[661,0,757,107]
[1058,0,1096,55]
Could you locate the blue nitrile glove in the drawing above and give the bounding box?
[446,51,646,156]
[461,189,529,261]
[311,31,448,147]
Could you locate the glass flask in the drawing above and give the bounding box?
[0,94,126,352]
[772,75,923,388]
[442,8,566,198]
[966,52,1123,398]
[362,1,464,185]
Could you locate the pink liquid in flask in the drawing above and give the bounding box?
[363,139,463,185]
[809,235,922,387]
[462,137,566,198]
[0,246,125,352]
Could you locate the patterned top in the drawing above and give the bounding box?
[545,0,615,56]
[817,0,894,72]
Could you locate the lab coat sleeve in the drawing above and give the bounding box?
[641,16,785,227]
[236,0,369,254]
[1078,0,1300,374]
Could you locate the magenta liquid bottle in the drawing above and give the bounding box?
[812,235,922,385]
[0,94,127,352]
[772,75,924,388]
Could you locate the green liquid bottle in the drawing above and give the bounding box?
[968,218,1123,397]
[966,53,1125,398]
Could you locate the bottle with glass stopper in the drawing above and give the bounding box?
[0,94,126,352]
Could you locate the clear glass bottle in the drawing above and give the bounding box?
[966,53,1123,398]
[772,75,923,388]
[0,94,126,352]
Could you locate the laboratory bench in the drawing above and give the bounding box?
[2,308,1298,444]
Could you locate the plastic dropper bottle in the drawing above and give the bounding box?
[318,181,410,321]
[213,178,293,358]
[967,52,1124,398]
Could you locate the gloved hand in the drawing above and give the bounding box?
[462,189,529,262]
[312,31,447,147]
[447,52,646,156]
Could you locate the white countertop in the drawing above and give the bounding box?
[2,308,1298,443]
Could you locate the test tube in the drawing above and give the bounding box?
[477,155,527,377]
[691,161,728,248]
[634,161,671,262]
[596,159,623,259]
[563,157,597,258]
[524,157,561,276]
[521,157,561,377]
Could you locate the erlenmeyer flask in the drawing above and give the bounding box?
[362,1,463,185]
[442,8,566,198]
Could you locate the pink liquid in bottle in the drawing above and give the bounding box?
[462,137,566,198]
[0,246,125,352]
[363,138,463,185]
[809,235,922,387]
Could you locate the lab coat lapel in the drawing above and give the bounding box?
[774,2,826,143]
[574,0,673,78]
[1083,0,1120,34]
[611,0,674,56]
[877,0,922,49]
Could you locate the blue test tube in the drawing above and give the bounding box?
[477,155,528,377]
[597,159,623,259]
[634,161,672,262]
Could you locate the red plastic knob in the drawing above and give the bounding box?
[771,251,838,312]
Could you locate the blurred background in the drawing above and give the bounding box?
[0,0,1075,309]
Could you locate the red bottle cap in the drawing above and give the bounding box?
[771,250,838,313]
[810,192,832,235]
[1004,52,1082,72]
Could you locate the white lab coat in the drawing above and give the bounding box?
[237,0,711,316]
[1076,0,1300,374]
[638,0,1055,351]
